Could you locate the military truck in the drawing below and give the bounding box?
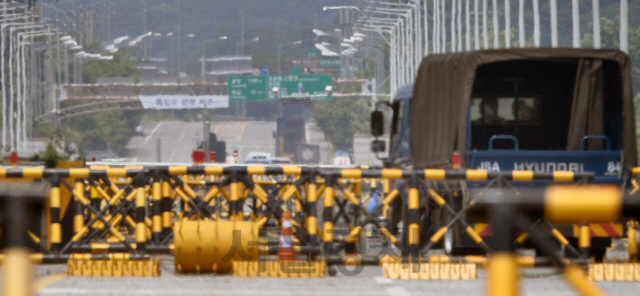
[371,48,637,258]
[274,117,305,159]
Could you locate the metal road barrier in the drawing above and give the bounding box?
[0,165,620,282]
[0,182,47,296]
[475,185,640,296]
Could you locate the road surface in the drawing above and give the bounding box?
[24,256,639,296]
[123,120,380,165]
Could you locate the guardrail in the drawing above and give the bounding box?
[0,166,594,264]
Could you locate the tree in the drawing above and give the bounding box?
[48,46,144,157]
[312,96,370,151]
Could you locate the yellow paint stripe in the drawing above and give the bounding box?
[428,188,446,207]
[473,224,488,235]
[424,169,445,180]
[168,166,188,175]
[247,166,266,175]
[551,229,569,245]
[553,171,574,182]
[214,122,224,134]
[430,227,448,243]
[512,170,533,181]
[0,169,6,178]
[22,168,43,178]
[282,166,301,175]
[204,166,224,175]
[341,169,362,179]
[466,169,487,180]
[106,168,128,178]
[590,224,609,237]
[236,122,248,141]
[381,169,403,179]
[33,272,66,292]
[382,189,399,205]
[407,223,420,244]
[68,168,90,178]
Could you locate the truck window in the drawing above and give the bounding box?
[469,59,623,151]
[471,97,540,124]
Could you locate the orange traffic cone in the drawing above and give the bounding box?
[278,212,296,262]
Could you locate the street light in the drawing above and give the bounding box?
[322,6,367,17]
[201,36,227,77]
[277,39,311,74]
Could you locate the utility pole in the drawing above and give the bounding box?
[107,6,112,42]
[240,17,244,55]
[143,0,147,58]
[177,0,182,75]
[203,106,210,162]
[87,7,95,44]
[47,25,56,129]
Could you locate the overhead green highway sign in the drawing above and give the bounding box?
[227,76,267,102]
[267,74,333,101]
[228,74,333,103]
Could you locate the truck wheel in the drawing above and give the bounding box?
[327,265,338,276]
[592,248,606,263]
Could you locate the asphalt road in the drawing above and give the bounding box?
[24,256,639,296]
[123,120,381,165]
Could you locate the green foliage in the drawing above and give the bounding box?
[81,49,143,84]
[55,47,144,157]
[313,97,370,151]
[62,109,141,156]
[40,129,67,163]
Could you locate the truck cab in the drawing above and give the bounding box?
[371,48,637,256]
[373,49,636,184]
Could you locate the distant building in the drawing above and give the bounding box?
[202,56,253,82]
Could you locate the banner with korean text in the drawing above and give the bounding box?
[139,95,229,109]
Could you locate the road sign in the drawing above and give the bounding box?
[302,67,339,80]
[139,95,229,109]
[261,68,269,75]
[307,48,320,58]
[320,58,341,67]
[291,59,320,67]
[252,68,261,75]
[266,74,333,101]
[228,76,267,102]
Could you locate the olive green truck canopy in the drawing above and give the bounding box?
[410,48,636,169]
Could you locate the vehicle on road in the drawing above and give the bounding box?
[274,117,306,159]
[371,48,637,258]
[135,126,145,136]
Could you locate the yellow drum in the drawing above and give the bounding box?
[174,220,259,273]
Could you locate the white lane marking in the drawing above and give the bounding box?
[133,122,164,162]
[305,122,310,143]
[169,123,194,162]
[144,122,163,145]
[386,287,409,296]
[375,276,393,284]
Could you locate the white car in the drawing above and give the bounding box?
[244,152,271,161]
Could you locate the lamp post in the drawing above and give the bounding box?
[201,36,227,77]
[323,6,367,17]
[17,30,52,151]
[167,33,194,76]
[277,40,304,74]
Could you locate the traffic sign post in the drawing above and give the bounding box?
[228,76,267,102]
[267,74,333,102]
[229,74,333,103]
